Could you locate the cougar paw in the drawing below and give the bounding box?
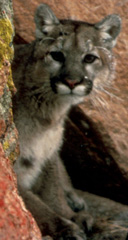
[56,221,87,240]
[66,192,87,212]
[71,212,94,233]
[58,229,87,240]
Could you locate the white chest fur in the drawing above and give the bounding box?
[23,124,63,161]
[14,123,64,189]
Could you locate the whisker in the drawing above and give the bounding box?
[102,89,123,101]
[94,86,123,102]
[91,97,107,114]
[104,85,120,92]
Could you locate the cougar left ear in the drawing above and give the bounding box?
[95,14,121,48]
[34,3,60,39]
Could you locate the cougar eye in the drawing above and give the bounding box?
[50,51,65,62]
[84,54,98,63]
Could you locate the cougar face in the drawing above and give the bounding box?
[33,31,94,99]
[28,25,111,106]
[29,5,121,107]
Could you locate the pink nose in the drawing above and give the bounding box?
[65,79,78,89]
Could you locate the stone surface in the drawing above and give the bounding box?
[62,106,128,204]
[0,0,18,162]
[0,144,42,240]
[0,1,42,239]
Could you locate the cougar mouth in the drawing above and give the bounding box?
[50,76,93,96]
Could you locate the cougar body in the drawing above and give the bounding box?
[12,4,121,239]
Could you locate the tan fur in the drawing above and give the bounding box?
[12,3,121,239]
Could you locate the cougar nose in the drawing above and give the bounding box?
[64,79,78,89]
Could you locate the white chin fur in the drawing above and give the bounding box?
[57,83,85,96]
[72,85,86,96]
[57,84,71,95]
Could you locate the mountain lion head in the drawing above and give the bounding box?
[13,4,121,108]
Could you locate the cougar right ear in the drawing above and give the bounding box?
[95,14,121,49]
[34,3,60,39]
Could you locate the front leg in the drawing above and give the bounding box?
[57,158,87,212]
[18,186,87,240]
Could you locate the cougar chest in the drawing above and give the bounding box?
[35,124,63,160]
[15,122,64,189]
[23,123,64,164]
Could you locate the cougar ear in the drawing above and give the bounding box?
[95,14,121,48]
[34,3,60,39]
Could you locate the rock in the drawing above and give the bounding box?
[0,1,42,239]
[0,0,18,163]
[62,106,128,204]
[0,144,42,240]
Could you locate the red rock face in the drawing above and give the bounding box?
[0,1,42,239]
[0,144,42,240]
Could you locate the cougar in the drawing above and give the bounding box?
[12,3,121,239]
